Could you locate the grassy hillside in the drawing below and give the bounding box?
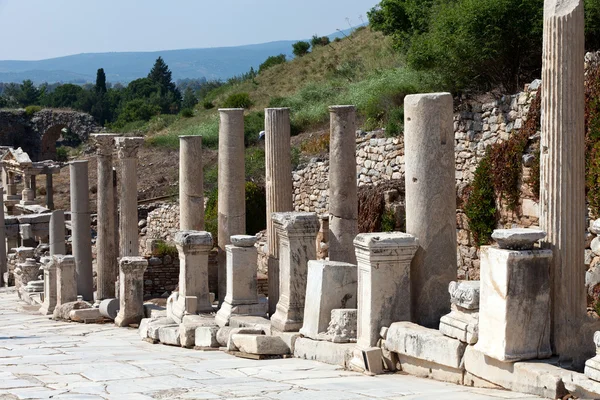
[139,26,440,150]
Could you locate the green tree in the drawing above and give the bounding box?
[147,57,182,112]
[42,84,84,108]
[17,80,41,107]
[259,54,286,73]
[95,68,107,94]
[292,41,311,57]
[181,87,198,110]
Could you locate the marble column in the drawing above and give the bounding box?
[45,174,54,210]
[540,0,586,365]
[215,235,265,327]
[115,137,143,257]
[0,191,6,287]
[69,160,93,301]
[349,232,418,372]
[404,92,456,328]
[217,109,246,304]
[93,133,119,301]
[170,230,214,323]
[54,255,77,308]
[40,257,57,315]
[270,212,319,332]
[179,135,204,231]
[265,108,293,316]
[115,256,148,327]
[49,210,66,256]
[328,105,358,264]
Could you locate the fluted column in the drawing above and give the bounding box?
[265,108,293,315]
[404,93,456,328]
[179,135,204,231]
[115,137,143,257]
[93,133,119,301]
[217,109,246,304]
[69,160,93,301]
[540,0,586,365]
[328,105,358,264]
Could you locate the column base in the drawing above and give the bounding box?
[215,301,268,327]
[270,304,304,332]
[115,311,144,327]
[39,301,56,316]
[170,294,213,324]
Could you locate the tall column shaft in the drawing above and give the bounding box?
[93,134,119,300]
[49,210,66,256]
[540,0,586,365]
[116,137,143,257]
[404,93,456,328]
[217,109,246,303]
[265,108,293,315]
[45,174,54,210]
[328,105,358,264]
[179,136,204,231]
[69,160,93,301]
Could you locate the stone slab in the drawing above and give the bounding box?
[158,325,181,346]
[439,309,479,344]
[69,308,103,323]
[398,354,464,385]
[491,228,546,250]
[385,322,466,369]
[231,334,290,355]
[272,332,302,354]
[179,314,218,348]
[226,328,265,351]
[229,315,272,335]
[147,317,177,341]
[144,303,167,318]
[195,326,220,348]
[293,337,354,368]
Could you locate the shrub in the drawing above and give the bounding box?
[259,54,286,73]
[204,188,218,244]
[245,182,267,235]
[203,100,215,109]
[244,111,264,147]
[154,241,178,258]
[292,41,311,57]
[381,209,397,232]
[311,35,330,47]
[179,108,194,118]
[385,107,404,136]
[25,105,41,117]
[464,150,497,246]
[245,147,265,182]
[222,92,253,109]
[56,147,68,162]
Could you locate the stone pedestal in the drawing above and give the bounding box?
[350,232,418,372]
[69,160,93,301]
[115,256,148,327]
[54,255,77,308]
[115,137,143,257]
[179,135,204,231]
[216,235,265,327]
[404,92,456,329]
[270,212,319,332]
[541,0,586,365]
[584,332,600,382]
[217,109,246,304]
[93,134,119,301]
[439,281,480,344]
[299,260,357,339]
[0,191,6,287]
[170,231,214,324]
[476,244,552,362]
[328,105,357,264]
[16,258,41,299]
[265,108,293,315]
[49,210,66,256]
[40,257,57,315]
[20,173,35,205]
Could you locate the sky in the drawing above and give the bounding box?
[0,0,379,61]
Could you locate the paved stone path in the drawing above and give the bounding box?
[0,288,540,400]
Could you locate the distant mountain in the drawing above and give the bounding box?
[0,28,358,84]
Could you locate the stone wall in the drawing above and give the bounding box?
[143,253,179,299]
[144,204,180,243]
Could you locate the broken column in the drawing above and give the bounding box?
[0,192,6,287]
[299,260,357,339]
[265,107,293,316]
[93,133,119,301]
[540,0,586,364]
[350,232,418,371]
[179,135,204,231]
[270,212,319,332]
[476,229,552,361]
[439,281,480,344]
[115,256,148,327]
[328,105,358,264]
[215,235,265,327]
[115,137,143,257]
[40,257,56,315]
[69,160,93,302]
[170,230,214,323]
[217,109,246,304]
[404,92,456,328]
[54,255,77,309]
[49,210,66,256]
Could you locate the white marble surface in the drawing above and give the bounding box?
[0,287,540,399]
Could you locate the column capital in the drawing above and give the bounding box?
[354,232,418,263]
[119,256,148,274]
[272,212,319,236]
[174,230,213,253]
[115,137,143,159]
[92,133,120,156]
[53,254,75,269]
